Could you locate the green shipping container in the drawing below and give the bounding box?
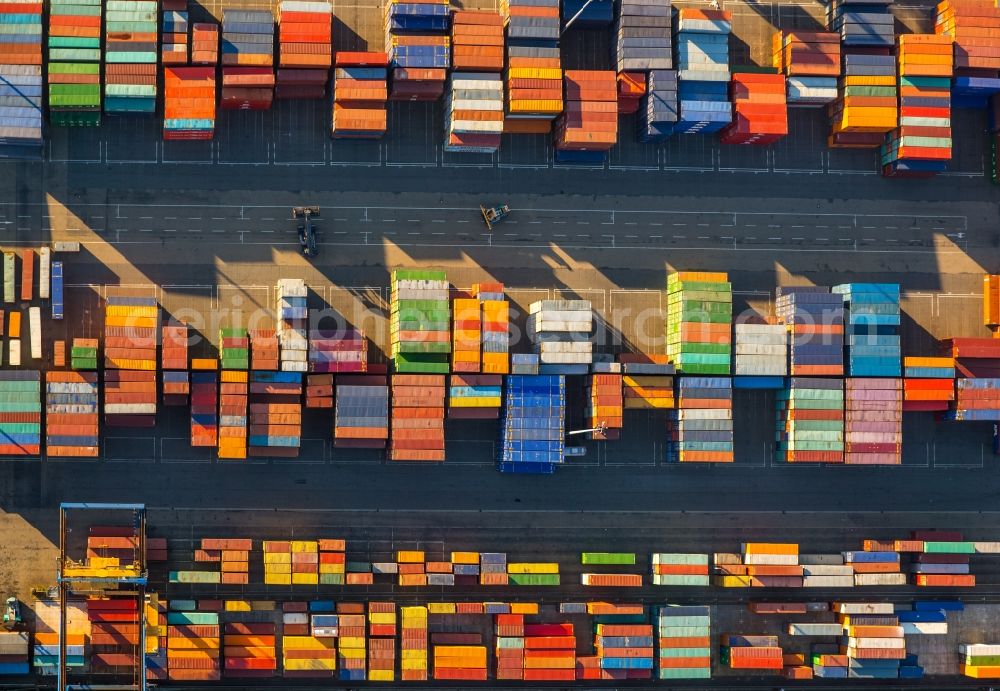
[507,573,560,586]
[167,571,221,585]
[166,610,220,624]
[581,552,636,565]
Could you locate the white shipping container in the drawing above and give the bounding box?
[802,575,854,588]
[960,644,1000,655]
[854,573,907,586]
[803,565,853,576]
[282,613,308,624]
[276,278,307,297]
[834,602,894,614]
[743,554,799,566]
[974,541,1000,553]
[529,299,591,313]
[280,350,309,362]
[800,554,845,565]
[38,247,50,299]
[312,627,338,637]
[537,342,592,353]
[538,353,592,364]
[676,409,732,420]
[902,622,947,635]
[393,287,449,301]
[7,339,19,367]
[788,623,843,636]
[372,562,398,574]
[527,320,592,333]
[845,637,905,649]
[280,361,309,372]
[53,241,80,252]
[104,404,156,414]
[735,344,787,355]
[28,306,40,359]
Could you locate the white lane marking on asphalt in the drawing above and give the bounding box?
[649,223,662,226]
[432,220,445,223]
[164,229,176,233]
[382,219,396,222]
[673,235,685,239]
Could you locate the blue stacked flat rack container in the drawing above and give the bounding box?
[673,8,731,134]
[639,69,678,142]
[775,286,845,376]
[954,77,1000,109]
[667,376,733,463]
[51,261,64,320]
[497,374,565,473]
[833,283,900,376]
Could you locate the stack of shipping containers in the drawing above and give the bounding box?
[522,623,573,680]
[390,374,445,461]
[776,378,844,463]
[305,373,333,408]
[497,374,565,473]
[666,271,732,374]
[657,605,711,679]
[221,9,275,109]
[720,634,783,670]
[451,295,481,372]
[448,374,502,419]
[251,328,279,369]
[282,628,335,677]
[224,622,276,678]
[218,370,248,459]
[776,287,844,375]
[586,373,623,439]
[0,632,30,675]
[835,282,900,376]
[275,0,331,99]
[334,374,389,448]
[622,357,674,409]
[0,0,43,158]
[48,0,102,126]
[446,11,503,152]
[400,606,428,680]
[161,323,189,405]
[163,66,216,139]
[220,327,249,370]
[672,9,732,133]
[639,69,678,142]
[87,596,140,675]
[668,376,733,462]
[384,0,450,100]
[0,371,40,456]
[308,327,366,373]
[367,602,396,681]
[773,31,839,106]
[881,34,953,176]
[160,0,187,64]
[337,603,366,680]
[166,610,220,681]
[734,323,787,376]
[960,644,1000,679]
[844,378,902,464]
[390,269,450,373]
[103,0,158,114]
[45,371,98,457]
[276,279,308,372]
[472,282,509,373]
[651,553,709,585]
[593,622,654,678]
[527,299,593,374]
[103,296,158,427]
[71,337,98,370]
[494,613,523,680]
[433,643,487,680]
[190,371,218,447]
[827,0,897,148]
[554,71,619,163]
[331,52,389,137]
[249,371,302,456]
[720,72,788,144]
[501,0,562,131]
[903,356,954,411]
[191,22,217,64]
[615,0,676,142]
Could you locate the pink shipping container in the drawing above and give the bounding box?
[844,378,901,465]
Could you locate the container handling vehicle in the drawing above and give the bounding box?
[481,203,510,230]
[3,597,21,629]
[292,206,320,258]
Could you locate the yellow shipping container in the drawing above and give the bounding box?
[510,603,539,615]
[508,99,562,113]
[339,636,366,649]
[220,370,248,383]
[319,563,346,574]
[397,550,424,563]
[399,574,428,586]
[250,601,275,611]
[265,563,291,574]
[283,637,335,650]
[401,650,428,660]
[291,540,318,553]
[168,637,220,650]
[369,670,395,681]
[903,356,954,368]
[507,67,562,79]
[225,600,252,612]
[106,305,159,318]
[507,562,559,574]
[338,647,366,659]
[715,575,754,587]
[427,603,455,614]
[191,358,218,369]
[743,542,798,555]
[264,553,291,564]
[292,573,319,585]
[369,612,396,624]
[449,397,501,407]
[284,657,336,671]
[672,271,728,282]
[402,658,428,670]
[264,574,292,585]
[435,646,486,661]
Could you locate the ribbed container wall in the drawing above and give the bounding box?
[527,299,593,375]
[104,296,158,426]
[497,374,565,473]
[520,623,573,681]
[276,279,307,372]
[221,9,275,109]
[593,622,654,678]
[554,71,618,164]
[308,327,366,373]
[881,34,953,177]
[160,0,187,64]
[720,634,783,670]
[452,296,481,371]
[276,0,331,99]
[45,371,98,457]
[218,370,248,459]
[775,377,844,463]
[833,282,900,376]
[223,621,276,677]
[248,371,302,456]
[502,0,562,125]
[937,0,1000,109]
[367,602,396,681]
[657,605,711,679]
[161,323,189,404]
[163,67,216,139]
[774,30,839,106]
[844,377,901,464]
[652,553,709,586]
[673,9,732,134]
[734,323,787,375]
[0,0,43,158]
[666,271,732,374]
[390,373,445,461]
[250,328,278,370]
[721,72,788,145]
[390,269,450,373]
[166,611,220,681]
[0,370,40,456]
[946,377,1000,420]
[776,287,844,375]
[668,376,733,462]
[334,374,389,447]
[190,371,218,447]
[401,606,428,680]
[902,355,954,411]
[332,52,389,138]
[103,0,158,113]
[385,0,450,100]
[445,72,503,152]
[473,282,509,374]
[191,22,218,64]
[449,374,502,419]
[586,373,623,439]
[220,327,249,370]
[48,0,102,126]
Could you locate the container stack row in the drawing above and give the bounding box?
[448,374,502,419]
[615,0,671,133]
[623,372,674,408]
[161,0,187,64]
[384,0,450,100]
[48,0,102,126]
[673,9,732,134]
[367,602,397,681]
[308,327,366,373]
[937,0,1000,108]
[104,296,158,426]
[334,374,389,448]
[502,0,562,126]
[844,377,901,464]
[88,597,140,674]
[960,644,1000,679]
[776,287,845,375]
[0,632,29,675]
[829,52,897,148]
[639,71,679,143]
[521,623,573,680]
[219,327,248,370]
[224,622,276,677]
[472,282,509,374]
[390,269,450,373]
[734,323,787,376]
[586,373,623,440]
[103,0,158,114]
[721,634,783,670]
[0,0,43,158]
[221,9,275,110]
[46,371,98,457]
[773,31,839,106]
[776,377,844,463]
[451,10,503,71]
[902,356,954,411]
[666,271,732,374]
[251,328,279,369]
[305,373,333,407]
[390,373,445,461]
[276,0,331,99]
[445,72,503,153]
[497,374,565,473]
[527,299,593,374]
[651,553,709,586]
[0,371,39,456]
[163,67,216,139]
[191,22,218,64]
[881,34,953,177]
[72,337,98,370]
[161,324,188,404]
[166,610,220,681]
[401,606,428,681]
[218,370,248,459]
[829,0,894,47]
[276,278,307,372]
[249,371,302,455]
[721,72,788,145]
[593,623,654,678]
[667,376,733,462]
[657,605,711,679]
[835,282,900,376]
[494,613,522,680]
[452,296,481,372]
[190,371,217,447]
[554,70,618,164]
[332,52,389,138]
[946,378,1000,420]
